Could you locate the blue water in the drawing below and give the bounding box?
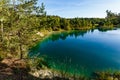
[30,28,120,75]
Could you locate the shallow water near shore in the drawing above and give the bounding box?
[29,28,120,76]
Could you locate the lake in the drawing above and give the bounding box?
[29,28,120,76]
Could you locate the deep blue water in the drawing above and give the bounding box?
[30,28,120,75]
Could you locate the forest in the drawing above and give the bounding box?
[0,0,120,80]
[0,0,120,59]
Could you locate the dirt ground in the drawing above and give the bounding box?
[0,58,39,80]
[0,58,69,80]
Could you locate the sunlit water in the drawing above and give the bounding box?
[29,28,120,76]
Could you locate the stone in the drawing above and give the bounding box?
[32,69,53,79]
[36,32,44,37]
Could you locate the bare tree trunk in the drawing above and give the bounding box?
[1,21,3,42]
[18,30,23,59]
[18,31,23,79]
[19,43,23,59]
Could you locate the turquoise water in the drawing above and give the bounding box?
[30,28,120,75]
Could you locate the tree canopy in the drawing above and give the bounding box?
[0,0,120,59]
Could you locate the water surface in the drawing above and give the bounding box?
[30,28,120,75]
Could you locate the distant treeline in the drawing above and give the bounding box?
[0,0,120,59]
[38,10,120,31]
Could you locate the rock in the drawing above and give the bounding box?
[31,69,53,79]
[36,32,44,37]
[1,58,26,68]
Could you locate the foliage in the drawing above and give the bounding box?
[1,1,120,80]
[92,71,120,80]
[0,0,46,59]
[0,0,120,67]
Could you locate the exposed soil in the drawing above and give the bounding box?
[0,58,70,80]
[0,58,39,80]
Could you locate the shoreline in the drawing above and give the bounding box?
[1,27,119,80]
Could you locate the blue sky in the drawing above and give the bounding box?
[38,0,120,18]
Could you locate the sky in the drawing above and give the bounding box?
[38,0,120,18]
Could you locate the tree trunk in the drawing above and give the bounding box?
[1,21,3,42]
[18,31,23,59]
[19,43,23,59]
